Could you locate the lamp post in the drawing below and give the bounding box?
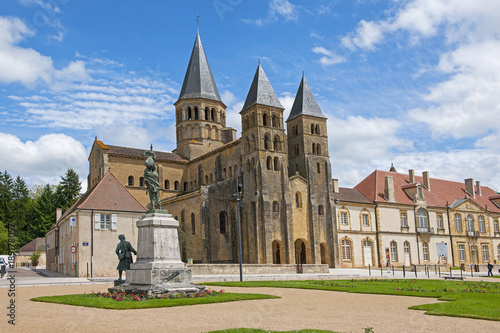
[233,166,244,281]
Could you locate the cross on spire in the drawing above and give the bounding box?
[195,14,201,32]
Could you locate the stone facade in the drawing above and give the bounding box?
[87,33,339,268]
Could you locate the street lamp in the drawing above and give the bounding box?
[233,166,244,281]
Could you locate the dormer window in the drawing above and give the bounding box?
[417,186,423,199]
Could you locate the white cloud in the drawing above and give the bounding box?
[312,47,346,66]
[342,0,500,50]
[270,0,298,21]
[408,40,500,139]
[328,115,413,167]
[279,93,295,121]
[243,0,298,25]
[378,149,500,192]
[222,90,243,133]
[341,19,385,50]
[19,0,61,13]
[0,132,88,188]
[97,125,153,150]
[0,16,88,87]
[12,77,175,130]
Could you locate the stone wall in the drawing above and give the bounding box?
[188,263,329,275]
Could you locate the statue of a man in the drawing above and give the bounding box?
[115,234,137,281]
[142,144,163,211]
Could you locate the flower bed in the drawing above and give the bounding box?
[93,289,225,301]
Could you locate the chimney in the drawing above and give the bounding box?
[423,171,430,191]
[465,178,475,198]
[332,179,340,194]
[476,180,482,196]
[409,169,415,183]
[384,176,395,202]
[56,208,62,222]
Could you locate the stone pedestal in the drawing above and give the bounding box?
[109,211,204,296]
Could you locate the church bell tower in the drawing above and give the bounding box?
[174,31,227,160]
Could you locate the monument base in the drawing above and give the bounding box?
[108,212,205,297]
[109,266,205,296]
[108,274,204,296]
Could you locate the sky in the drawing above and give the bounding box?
[1,0,499,193]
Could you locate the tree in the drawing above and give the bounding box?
[0,171,13,226]
[55,169,82,212]
[0,221,9,255]
[32,184,57,238]
[11,176,32,246]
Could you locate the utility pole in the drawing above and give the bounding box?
[233,166,244,281]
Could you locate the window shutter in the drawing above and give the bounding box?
[111,214,117,230]
[94,213,101,230]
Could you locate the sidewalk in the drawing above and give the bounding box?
[2,266,497,287]
[0,267,109,287]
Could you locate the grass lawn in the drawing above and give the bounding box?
[205,279,500,321]
[206,329,338,333]
[31,290,279,310]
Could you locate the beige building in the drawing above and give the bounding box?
[334,168,500,269]
[16,237,46,267]
[46,171,146,277]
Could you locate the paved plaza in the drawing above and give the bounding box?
[1,267,500,332]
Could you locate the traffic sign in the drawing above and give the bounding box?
[71,245,77,254]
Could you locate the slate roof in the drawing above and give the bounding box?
[59,171,146,222]
[177,31,221,102]
[355,169,500,212]
[241,63,283,112]
[333,187,373,204]
[287,74,326,122]
[18,237,45,253]
[106,145,187,163]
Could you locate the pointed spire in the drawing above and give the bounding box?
[287,74,326,122]
[241,62,283,112]
[177,31,221,103]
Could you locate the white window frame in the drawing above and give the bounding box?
[400,212,407,228]
[362,214,369,227]
[390,241,398,261]
[459,244,466,261]
[455,214,462,231]
[341,239,351,260]
[482,245,489,262]
[466,215,474,232]
[437,215,444,230]
[494,219,499,233]
[340,212,348,226]
[478,216,485,233]
[423,242,429,261]
[94,213,115,230]
[417,208,428,231]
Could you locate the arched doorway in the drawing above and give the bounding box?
[295,239,307,265]
[272,240,282,264]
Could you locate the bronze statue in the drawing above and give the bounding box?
[143,144,163,211]
[115,234,137,281]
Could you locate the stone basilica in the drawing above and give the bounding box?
[87,31,339,267]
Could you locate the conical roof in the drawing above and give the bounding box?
[241,63,283,112]
[287,74,326,122]
[177,32,221,102]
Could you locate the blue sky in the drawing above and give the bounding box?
[1,0,499,192]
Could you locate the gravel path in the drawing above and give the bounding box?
[2,283,500,333]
